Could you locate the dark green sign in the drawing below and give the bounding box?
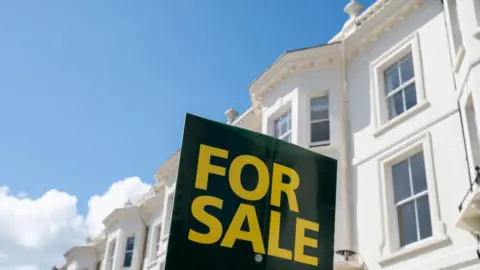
[165,113,337,270]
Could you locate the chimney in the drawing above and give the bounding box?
[225,107,239,124]
[342,0,364,36]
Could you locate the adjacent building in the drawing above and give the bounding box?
[59,0,480,269]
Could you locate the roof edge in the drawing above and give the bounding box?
[248,41,341,89]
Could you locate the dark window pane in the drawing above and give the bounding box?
[123,252,133,267]
[283,133,291,142]
[416,195,432,240]
[388,91,405,119]
[392,159,411,203]
[311,109,329,121]
[400,54,414,83]
[397,201,417,247]
[410,152,427,194]
[311,121,330,143]
[126,237,135,251]
[404,83,417,111]
[311,97,329,120]
[385,64,400,94]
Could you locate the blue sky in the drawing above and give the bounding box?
[0,0,374,216]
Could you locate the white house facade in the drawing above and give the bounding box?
[58,0,480,269]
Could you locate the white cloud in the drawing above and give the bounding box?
[86,177,152,237]
[0,177,152,270]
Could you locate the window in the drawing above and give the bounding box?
[107,240,116,270]
[384,53,417,120]
[377,133,447,264]
[155,224,162,257]
[371,33,427,136]
[164,192,175,236]
[466,96,480,167]
[391,151,432,247]
[310,96,329,146]
[141,226,149,261]
[123,236,135,267]
[274,111,292,142]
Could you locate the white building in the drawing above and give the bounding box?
[58,0,480,269]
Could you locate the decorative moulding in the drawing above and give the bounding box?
[347,0,426,61]
[250,57,341,115]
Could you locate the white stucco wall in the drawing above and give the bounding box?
[261,66,342,159]
[102,216,147,270]
[348,2,478,269]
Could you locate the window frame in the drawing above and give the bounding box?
[155,223,163,257]
[383,54,417,120]
[377,132,447,265]
[461,91,480,179]
[444,0,466,72]
[309,95,330,147]
[371,32,428,137]
[446,0,463,55]
[274,110,292,142]
[262,91,297,145]
[123,236,135,267]
[163,191,175,238]
[106,239,117,270]
[390,151,431,248]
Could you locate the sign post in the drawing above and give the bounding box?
[165,113,337,270]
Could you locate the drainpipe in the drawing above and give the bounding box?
[339,38,354,252]
[138,190,151,270]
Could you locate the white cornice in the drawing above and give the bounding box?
[345,0,426,60]
[250,58,341,112]
[249,43,342,115]
[102,205,140,228]
[155,151,180,184]
[64,240,103,259]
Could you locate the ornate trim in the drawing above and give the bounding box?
[347,0,426,60]
[250,57,341,114]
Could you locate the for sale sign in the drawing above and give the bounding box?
[164,113,337,270]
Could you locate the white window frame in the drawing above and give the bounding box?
[274,110,292,142]
[106,239,117,270]
[159,183,176,256]
[163,190,175,238]
[390,151,430,248]
[148,221,164,262]
[262,90,298,144]
[123,236,135,267]
[461,92,480,179]
[377,132,447,265]
[309,95,330,147]
[371,32,428,137]
[155,223,163,257]
[444,0,465,71]
[446,0,463,54]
